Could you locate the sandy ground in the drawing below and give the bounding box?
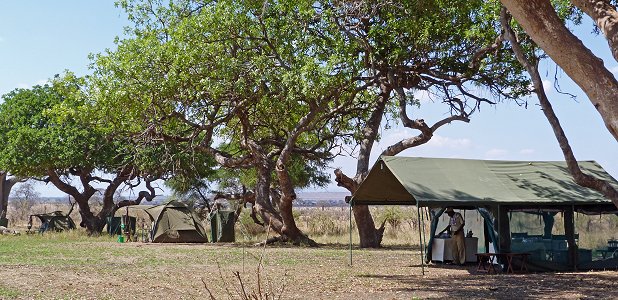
[1,242,617,299]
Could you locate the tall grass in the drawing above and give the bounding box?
[5,201,617,251]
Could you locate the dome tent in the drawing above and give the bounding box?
[144,201,207,243]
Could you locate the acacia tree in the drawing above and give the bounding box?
[0,75,157,233]
[500,0,618,141]
[92,0,371,244]
[94,0,534,246]
[330,0,531,247]
[500,6,618,208]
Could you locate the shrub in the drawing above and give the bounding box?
[379,207,404,235]
[306,211,345,236]
[237,209,266,237]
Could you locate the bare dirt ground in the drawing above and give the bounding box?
[1,240,617,300]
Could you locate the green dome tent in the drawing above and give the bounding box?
[144,201,208,243]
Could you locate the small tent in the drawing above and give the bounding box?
[208,209,236,242]
[144,201,208,243]
[28,211,76,233]
[351,156,618,271]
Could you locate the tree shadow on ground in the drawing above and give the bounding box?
[358,270,618,299]
[318,243,422,251]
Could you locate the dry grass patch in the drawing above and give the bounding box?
[1,233,618,299]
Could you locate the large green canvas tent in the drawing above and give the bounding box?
[352,156,617,209]
[351,156,618,271]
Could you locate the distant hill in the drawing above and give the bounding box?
[296,192,349,207]
[28,192,349,207]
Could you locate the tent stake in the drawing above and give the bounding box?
[417,204,425,275]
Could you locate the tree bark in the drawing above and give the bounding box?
[571,0,618,62]
[501,7,618,207]
[501,0,618,141]
[274,101,320,246]
[45,169,100,233]
[335,84,391,248]
[1,173,9,218]
[0,172,23,221]
[252,160,286,236]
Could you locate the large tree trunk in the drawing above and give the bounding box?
[274,102,320,246]
[0,172,22,222]
[571,0,618,62]
[253,161,285,235]
[46,169,100,233]
[501,0,618,141]
[275,165,304,241]
[335,85,390,248]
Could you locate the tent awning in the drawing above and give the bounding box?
[351,156,618,208]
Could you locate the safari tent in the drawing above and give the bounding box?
[351,156,618,272]
[115,201,208,243]
[28,211,76,233]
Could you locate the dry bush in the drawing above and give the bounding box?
[203,225,287,300]
[299,208,348,236]
[237,209,267,236]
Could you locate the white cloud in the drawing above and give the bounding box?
[378,130,472,150]
[378,127,411,146]
[426,135,472,149]
[15,79,48,90]
[485,148,508,159]
[542,79,553,93]
[527,79,554,94]
[610,66,618,75]
[413,90,433,104]
[519,148,535,155]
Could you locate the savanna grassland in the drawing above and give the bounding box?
[1,205,618,299]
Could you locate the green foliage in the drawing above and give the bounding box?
[237,208,266,236]
[378,207,404,233]
[0,74,117,177]
[88,1,540,208]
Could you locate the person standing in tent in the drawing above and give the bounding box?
[439,207,466,265]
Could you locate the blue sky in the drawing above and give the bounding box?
[1,1,617,197]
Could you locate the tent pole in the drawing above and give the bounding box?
[422,207,428,261]
[349,201,352,266]
[417,204,425,275]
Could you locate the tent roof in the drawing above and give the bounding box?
[351,156,618,207]
[113,205,155,217]
[145,200,189,220]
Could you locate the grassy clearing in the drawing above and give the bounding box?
[0,286,20,299]
[1,232,618,299]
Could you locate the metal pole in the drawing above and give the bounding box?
[417,204,425,275]
[349,201,353,266]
